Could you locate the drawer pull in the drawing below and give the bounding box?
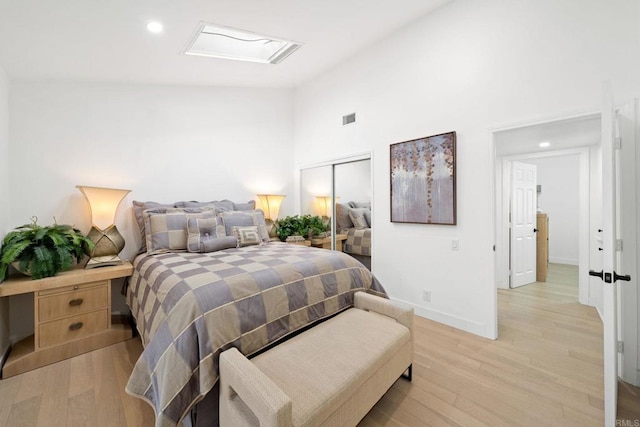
[69,298,84,307]
[68,322,84,331]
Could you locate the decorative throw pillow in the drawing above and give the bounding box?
[186,217,226,252]
[348,208,369,230]
[133,200,176,252]
[231,226,262,247]
[219,210,269,243]
[335,203,354,232]
[143,208,215,255]
[200,236,238,253]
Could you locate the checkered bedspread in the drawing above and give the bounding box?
[125,242,385,426]
[344,227,372,256]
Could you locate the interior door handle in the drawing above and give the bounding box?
[533,228,538,233]
[590,270,631,283]
[614,271,631,282]
[589,270,604,280]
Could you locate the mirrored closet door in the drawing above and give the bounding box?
[300,156,372,270]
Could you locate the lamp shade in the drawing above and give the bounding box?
[316,196,332,217]
[316,195,339,217]
[257,194,285,220]
[77,186,130,230]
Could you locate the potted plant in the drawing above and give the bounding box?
[275,215,328,242]
[0,217,95,282]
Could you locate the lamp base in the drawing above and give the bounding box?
[266,219,278,238]
[85,255,125,269]
[85,225,126,269]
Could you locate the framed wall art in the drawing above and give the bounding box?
[390,131,456,225]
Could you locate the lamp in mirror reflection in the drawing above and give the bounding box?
[316,195,339,230]
[257,194,285,238]
[77,185,130,269]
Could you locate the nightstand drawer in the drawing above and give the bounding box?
[38,281,109,322]
[38,309,109,348]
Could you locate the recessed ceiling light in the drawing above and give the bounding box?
[183,22,302,64]
[147,22,163,34]
[539,141,551,148]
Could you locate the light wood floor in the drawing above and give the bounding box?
[1,263,638,426]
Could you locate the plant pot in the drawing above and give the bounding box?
[11,261,32,277]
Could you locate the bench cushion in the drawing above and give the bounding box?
[251,308,410,426]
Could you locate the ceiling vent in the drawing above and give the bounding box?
[183,22,302,64]
[342,113,356,126]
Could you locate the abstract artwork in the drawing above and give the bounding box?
[390,131,456,225]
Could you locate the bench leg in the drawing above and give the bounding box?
[401,364,412,382]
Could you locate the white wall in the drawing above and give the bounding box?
[527,155,580,265]
[8,81,295,341]
[293,0,640,338]
[0,65,10,361]
[9,81,295,258]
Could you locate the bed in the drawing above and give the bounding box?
[124,200,385,427]
[336,201,372,270]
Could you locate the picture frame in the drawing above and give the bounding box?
[390,131,456,225]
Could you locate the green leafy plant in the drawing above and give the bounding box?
[0,217,95,281]
[275,215,328,242]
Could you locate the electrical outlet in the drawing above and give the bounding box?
[451,239,459,251]
[423,290,431,302]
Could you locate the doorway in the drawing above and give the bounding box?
[493,114,599,306]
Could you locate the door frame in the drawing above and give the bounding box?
[496,148,590,303]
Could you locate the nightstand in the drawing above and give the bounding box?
[310,234,347,251]
[285,240,311,246]
[0,263,133,378]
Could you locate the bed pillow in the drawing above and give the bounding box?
[363,209,372,228]
[231,225,263,247]
[144,208,215,255]
[348,208,369,230]
[219,210,269,243]
[335,203,354,232]
[233,200,257,211]
[178,200,235,212]
[186,216,227,253]
[349,201,371,209]
[133,200,176,252]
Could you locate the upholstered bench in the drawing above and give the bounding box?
[219,292,413,427]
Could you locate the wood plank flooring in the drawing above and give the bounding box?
[0,263,638,426]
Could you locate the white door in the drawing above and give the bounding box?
[593,87,634,426]
[510,161,537,288]
[617,101,638,387]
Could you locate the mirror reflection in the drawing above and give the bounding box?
[299,158,372,270]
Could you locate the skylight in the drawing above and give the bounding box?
[183,22,302,64]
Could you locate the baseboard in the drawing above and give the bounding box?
[390,297,490,339]
[0,341,11,378]
[549,257,579,266]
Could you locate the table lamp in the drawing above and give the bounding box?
[257,194,285,237]
[77,185,131,268]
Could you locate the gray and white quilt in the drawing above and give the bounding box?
[125,242,386,427]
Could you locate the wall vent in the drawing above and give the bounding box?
[342,113,356,125]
